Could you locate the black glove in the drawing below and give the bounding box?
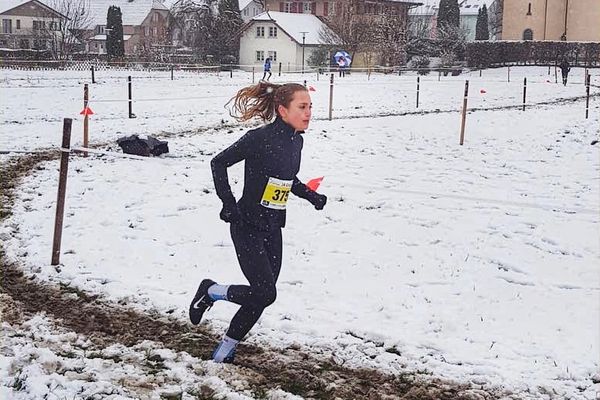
[312,193,327,210]
[219,202,241,223]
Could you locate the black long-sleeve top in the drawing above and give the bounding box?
[211,117,319,231]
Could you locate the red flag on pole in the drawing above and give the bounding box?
[306,176,324,191]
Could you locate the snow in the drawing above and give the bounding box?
[251,11,330,45]
[1,65,599,399]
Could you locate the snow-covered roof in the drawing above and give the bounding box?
[0,0,24,14]
[409,0,494,16]
[0,0,63,15]
[239,0,254,10]
[248,11,329,45]
[1,0,169,25]
[87,0,168,26]
[89,34,133,41]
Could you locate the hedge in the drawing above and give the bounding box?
[466,41,600,68]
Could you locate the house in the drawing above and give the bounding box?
[238,11,332,72]
[0,0,68,51]
[240,0,265,23]
[265,0,419,17]
[499,0,600,41]
[83,0,173,57]
[408,0,495,41]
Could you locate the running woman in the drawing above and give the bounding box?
[189,81,327,363]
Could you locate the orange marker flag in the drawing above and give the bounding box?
[306,176,324,191]
[80,107,94,116]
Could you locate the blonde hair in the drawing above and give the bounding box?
[227,81,307,122]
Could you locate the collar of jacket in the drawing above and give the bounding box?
[272,116,304,137]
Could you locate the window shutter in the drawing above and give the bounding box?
[280,2,284,12]
[291,2,297,13]
[311,2,316,14]
[324,2,328,16]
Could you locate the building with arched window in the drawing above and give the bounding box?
[498,0,600,41]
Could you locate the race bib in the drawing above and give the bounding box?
[261,177,292,210]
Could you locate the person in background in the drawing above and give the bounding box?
[189,81,327,363]
[559,58,571,86]
[262,57,272,81]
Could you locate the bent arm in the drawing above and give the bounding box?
[291,176,319,203]
[211,132,254,205]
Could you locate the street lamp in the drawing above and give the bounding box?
[301,31,308,75]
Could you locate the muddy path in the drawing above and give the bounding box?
[1,152,511,399]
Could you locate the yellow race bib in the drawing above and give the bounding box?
[261,177,292,210]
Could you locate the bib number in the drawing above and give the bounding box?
[261,177,292,210]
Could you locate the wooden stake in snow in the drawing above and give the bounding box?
[585,74,591,119]
[416,76,420,108]
[328,73,334,121]
[460,80,469,146]
[83,84,89,157]
[128,76,135,118]
[522,77,527,112]
[51,118,72,266]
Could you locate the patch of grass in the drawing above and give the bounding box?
[11,370,26,391]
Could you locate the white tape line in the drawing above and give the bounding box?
[70,146,172,162]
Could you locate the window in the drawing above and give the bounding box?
[32,20,45,30]
[268,50,277,62]
[523,28,533,40]
[303,2,312,14]
[19,39,29,49]
[268,26,277,38]
[2,19,11,34]
[152,13,159,22]
[145,26,150,36]
[256,26,265,37]
[527,3,532,15]
[243,8,248,16]
[256,50,265,61]
[327,2,335,16]
[16,19,20,29]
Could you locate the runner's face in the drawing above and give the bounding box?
[279,90,312,131]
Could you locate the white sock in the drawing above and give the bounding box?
[208,284,229,301]
[212,335,239,362]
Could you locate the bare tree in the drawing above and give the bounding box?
[38,0,93,59]
[319,2,372,61]
[372,13,408,66]
[170,0,218,59]
[488,0,503,40]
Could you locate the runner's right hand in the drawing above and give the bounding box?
[219,202,241,223]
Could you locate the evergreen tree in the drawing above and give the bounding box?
[106,5,124,59]
[437,0,460,31]
[211,0,243,63]
[475,4,489,40]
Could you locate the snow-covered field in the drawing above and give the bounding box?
[1,66,599,399]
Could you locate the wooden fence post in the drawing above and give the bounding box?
[585,74,591,119]
[328,73,334,121]
[128,76,135,118]
[459,80,469,146]
[83,84,89,157]
[522,77,527,111]
[91,66,95,84]
[416,76,420,108]
[51,118,73,266]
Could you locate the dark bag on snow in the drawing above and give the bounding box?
[117,135,169,157]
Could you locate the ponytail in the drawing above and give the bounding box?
[227,81,307,122]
